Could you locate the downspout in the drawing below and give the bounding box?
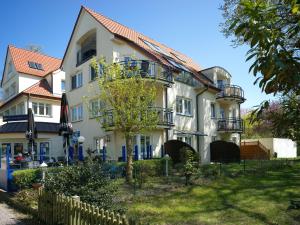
[27,93,30,112]
[196,84,209,162]
[164,87,169,142]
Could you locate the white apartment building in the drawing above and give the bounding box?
[0,45,65,161]
[61,6,245,163]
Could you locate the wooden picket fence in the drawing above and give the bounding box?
[38,188,142,225]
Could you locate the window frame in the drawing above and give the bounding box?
[71,72,83,90]
[71,104,83,122]
[211,103,216,119]
[32,102,52,117]
[176,96,193,116]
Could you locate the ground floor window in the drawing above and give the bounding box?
[14,143,23,157]
[40,142,50,161]
[177,135,193,146]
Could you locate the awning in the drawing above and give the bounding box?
[174,130,207,136]
[0,122,59,133]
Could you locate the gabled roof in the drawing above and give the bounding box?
[23,79,59,98]
[62,6,214,85]
[0,79,60,110]
[6,45,61,77]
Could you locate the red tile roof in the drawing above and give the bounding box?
[9,45,62,77]
[22,79,60,99]
[83,7,201,71]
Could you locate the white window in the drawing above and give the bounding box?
[142,39,171,57]
[211,103,216,118]
[61,80,65,92]
[17,102,25,114]
[71,104,83,122]
[71,72,83,89]
[176,97,192,116]
[177,136,193,146]
[89,99,103,118]
[32,102,51,116]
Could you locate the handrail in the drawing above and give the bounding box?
[216,84,245,101]
[118,60,173,83]
[217,118,244,132]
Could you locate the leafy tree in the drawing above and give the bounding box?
[90,58,159,183]
[221,0,300,95]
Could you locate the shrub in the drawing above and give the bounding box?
[44,160,123,213]
[13,169,42,189]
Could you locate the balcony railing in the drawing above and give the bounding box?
[102,107,174,129]
[118,60,173,85]
[217,118,244,133]
[216,84,245,102]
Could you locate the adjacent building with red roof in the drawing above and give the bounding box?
[0,46,66,162]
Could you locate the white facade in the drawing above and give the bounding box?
[61,7,245,163]
[0,47,65,161]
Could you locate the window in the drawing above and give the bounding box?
[166,58,190,72]
[28,61,43,70]
[40,142,50,161]
[170,52,186,62]
[220,108,225,119]
[176,97,192,116]
[61,80,65,92]
[10,82,16,96]
[177,136,193,146]
[90,64,103,81]
[4,88,9,98]
[71,72,83,89]
[211,103,216,118]
[89,99,103,118]
[32,102,51,116]
[3,110,9,116]
[10,106,16,115]
[71,104,83,122]
[217,80,225,89]
[14,143,23,157]
[17,102,25,114]
[142,39,170,56]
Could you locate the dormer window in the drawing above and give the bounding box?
[28,61,44,70]
[171,52,186,63]
[166,58,190,72]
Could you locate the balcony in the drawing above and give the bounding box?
[102,107,174,130]
[217,118,244,133]
[118,60,173,86]
[216,85,245,103]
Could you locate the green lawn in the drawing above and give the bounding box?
[119,162,300,225]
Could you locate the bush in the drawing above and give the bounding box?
[13,169,42,189]
[44,160,123,213]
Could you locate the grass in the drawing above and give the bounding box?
[118,161,300,225]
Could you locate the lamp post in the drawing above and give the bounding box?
[40,162,48,186]
[164,154,170,177]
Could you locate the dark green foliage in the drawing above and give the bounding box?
[221,0,300,95]
[13,169,42,189]
[183,150,197,185]
[44,160,123,212]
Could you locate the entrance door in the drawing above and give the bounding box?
[140,135,151,159]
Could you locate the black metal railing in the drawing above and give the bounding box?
[102,107,174,129]
[118,60,173,84]
[175,71,202,87]
[217,118,244,132]
[216,84,245,102]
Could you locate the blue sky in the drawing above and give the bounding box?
[0,0,275,109]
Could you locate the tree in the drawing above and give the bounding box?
[221,0,300,95]
[90,58,159,183]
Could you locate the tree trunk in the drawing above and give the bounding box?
[125,135,134,183]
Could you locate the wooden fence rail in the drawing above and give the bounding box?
[38,188,141,225]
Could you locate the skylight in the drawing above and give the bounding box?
[28,61,44,70]
[171,52,186,62]
[166,58,190,72]
[142,39,171,57]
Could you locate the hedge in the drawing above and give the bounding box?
[13,168,42,189]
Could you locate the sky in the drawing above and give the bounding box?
[0,0,275,109]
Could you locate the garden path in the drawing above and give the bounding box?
[0,202,33,225]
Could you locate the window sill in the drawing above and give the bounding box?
[176,113,193,118]
[70,86,83,92]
